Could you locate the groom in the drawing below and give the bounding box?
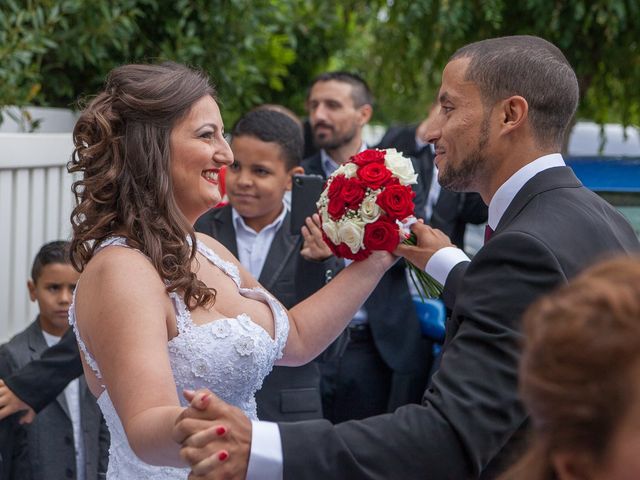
[174,35,640,479]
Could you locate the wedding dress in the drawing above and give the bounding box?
[69,236,290,479]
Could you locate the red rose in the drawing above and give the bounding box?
[336,242,370,261]
[364,218,400,253]
[351,149,386,166]
[357,162,393,189]
[385,176,400,187]
[341,178,366,210]
[322,230,342,256]
[322,231,370,261]
[376,184,415,220]
[327,174,348,200]
[327,196,346,220]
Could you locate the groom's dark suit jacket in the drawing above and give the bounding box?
[194,205,344,421]
[302,153,433,409]
[279,166,640,479]
[377,125,487,249]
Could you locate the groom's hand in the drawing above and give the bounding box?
[173,389,251,479]
[395,222,453,270]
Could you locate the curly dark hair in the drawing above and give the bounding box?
[68,62,217,309]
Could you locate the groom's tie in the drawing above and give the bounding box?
[484,225,494,244]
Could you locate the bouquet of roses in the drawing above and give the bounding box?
[316,148,442,299]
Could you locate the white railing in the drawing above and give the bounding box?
[0,133,76,343]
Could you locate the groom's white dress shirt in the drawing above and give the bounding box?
[246,153,566,480]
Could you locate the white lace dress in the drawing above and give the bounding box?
[69,237,289,479]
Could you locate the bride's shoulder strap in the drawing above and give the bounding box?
[193,237,242,288]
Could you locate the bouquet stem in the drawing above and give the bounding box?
[403,234,443,300]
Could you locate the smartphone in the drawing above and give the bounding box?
[290,174,325,235]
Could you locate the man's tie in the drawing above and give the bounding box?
[484,225,494,244]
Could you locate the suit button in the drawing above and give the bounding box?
[325,270,333,283]
[65,435,73,445]
[65,467,74,478]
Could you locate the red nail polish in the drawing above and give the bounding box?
[216,426,226,436]
[218,451,229,462]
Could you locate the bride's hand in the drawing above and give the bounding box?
[366,249,398,272]
[174,389,251,479]
[394,222,453,271]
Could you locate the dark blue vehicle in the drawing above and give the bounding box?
[566,121,640,239]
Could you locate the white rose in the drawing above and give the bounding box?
[337,218,365,254]
[359,192,381,223]
[317,191,330,223]
[384,148,418,185]
[335,162,358,178]
[322,219,340,244]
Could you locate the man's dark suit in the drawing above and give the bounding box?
[3,320,109,479]
[195,205,343,421]
[302,153,433,419]
[278,166,640,479]
[0,347,31,480]
[377,125,487,248]
[3,327,81,413]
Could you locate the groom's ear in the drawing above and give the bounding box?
[497,95,528,137]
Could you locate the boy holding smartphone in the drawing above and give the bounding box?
[194,107,344,422]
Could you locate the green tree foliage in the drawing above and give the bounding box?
[0,0,372,125]
[1,0,639,129]
[0,0,147,111]
[364,0,640,126]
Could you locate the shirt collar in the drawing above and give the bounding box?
[231,201,288,235]
[41,329,62,347]
[320,143,368,178]
[488,153,565,230]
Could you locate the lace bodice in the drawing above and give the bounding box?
[69,236,289,479]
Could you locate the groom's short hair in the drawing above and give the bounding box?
[451,35,579,150]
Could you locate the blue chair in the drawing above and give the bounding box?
[412,296,446,344]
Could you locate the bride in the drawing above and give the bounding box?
[68,62,395,478]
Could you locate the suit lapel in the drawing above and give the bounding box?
[212,206,239,257]
[258,213,302,291]
[495,166,582,234]
[26,319,48,359]
[301,153,326,178]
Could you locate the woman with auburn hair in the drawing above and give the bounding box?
[68,62,395,478]
[501,255,640,480]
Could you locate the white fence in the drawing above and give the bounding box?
[0,133,76,343]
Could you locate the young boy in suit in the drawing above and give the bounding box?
[195,107,343,421]
[1,241,109,479]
